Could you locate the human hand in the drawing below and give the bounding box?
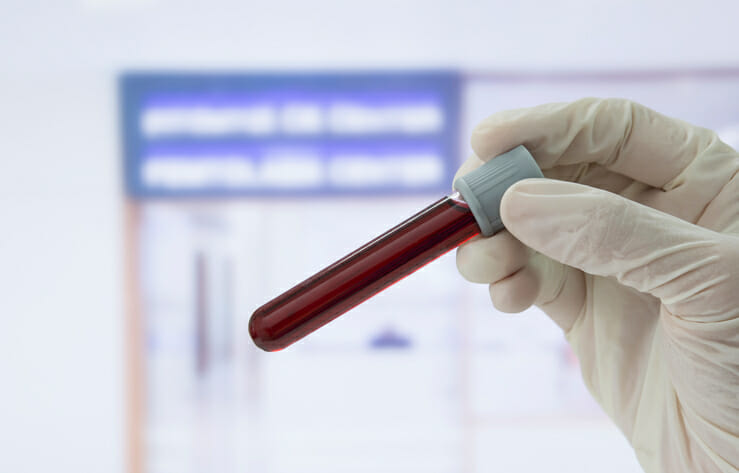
[455,98,739,472]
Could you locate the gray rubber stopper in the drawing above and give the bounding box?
[453,145,543,237]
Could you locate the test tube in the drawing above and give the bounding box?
[249,146,542,351]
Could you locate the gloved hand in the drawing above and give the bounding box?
[455,98,739,473]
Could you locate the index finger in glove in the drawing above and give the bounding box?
[471,98,726,190]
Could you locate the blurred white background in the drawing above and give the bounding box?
[1,1,738,473]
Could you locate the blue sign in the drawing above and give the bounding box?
[120,72,461,197]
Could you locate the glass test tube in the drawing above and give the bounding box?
[249,145,542,352]
[249,193,479,351]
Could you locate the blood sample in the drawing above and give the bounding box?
[249,145,542,351]
[250,194,478,351]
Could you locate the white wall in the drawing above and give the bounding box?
[3,0,739,71]
[0,1,737,472]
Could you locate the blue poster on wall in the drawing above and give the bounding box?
[120,71,461,198]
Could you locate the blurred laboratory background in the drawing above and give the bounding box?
[1,1,739,473]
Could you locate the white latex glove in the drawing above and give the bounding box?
[455,98,739,473]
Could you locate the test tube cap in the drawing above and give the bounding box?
[453,145,543,237]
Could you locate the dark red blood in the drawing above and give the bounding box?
[249,196,480,351]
